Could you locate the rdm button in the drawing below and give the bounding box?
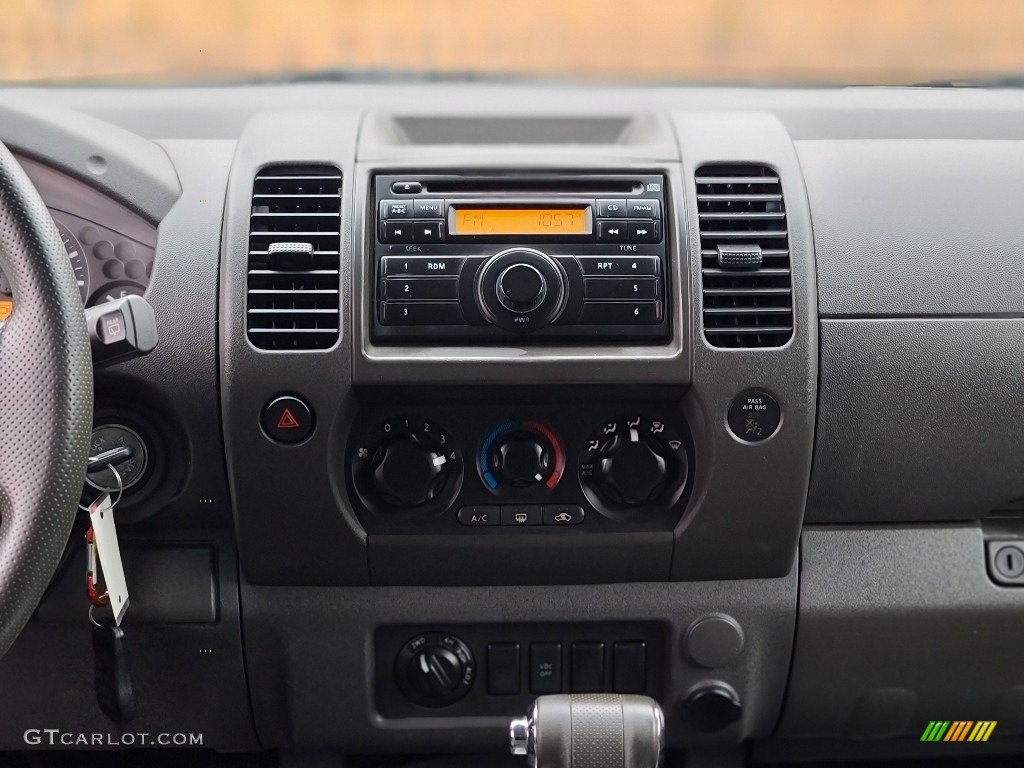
[262,396,314,444]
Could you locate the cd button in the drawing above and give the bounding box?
[627,199,661,219]
[383,221,414,243]
[628,220,661,243]
[596,199,627,218]
[413,198,445,218]
[597,220,628,242]
[380,200,414,219]
[413,221,444,242]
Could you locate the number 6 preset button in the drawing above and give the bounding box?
[579,301,662,324]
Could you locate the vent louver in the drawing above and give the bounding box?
[696,164,793,348]
[247,165,342,350]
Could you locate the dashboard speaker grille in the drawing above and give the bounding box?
[696,164,793,348]
[247,165,342,350]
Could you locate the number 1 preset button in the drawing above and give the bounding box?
[381,256,465,276]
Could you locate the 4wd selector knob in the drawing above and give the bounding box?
[475,248,567,332]
[395,633,475,708]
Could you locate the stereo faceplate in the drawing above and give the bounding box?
[371,173,672,343]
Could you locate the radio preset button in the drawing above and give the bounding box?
[597,219,628,242]
[596,199,627,218]
[382,256,465,276]
[627,199,661,219]
[628,221,661,243]
[413,199,445,218]
[383,221,415,243]
[380,200,414,218]
[382,277,460,301]
[580,301,662,325]
[584,277,660,300]
[380,301,464,325]
[413,221,444,242]
[577,256,660,276]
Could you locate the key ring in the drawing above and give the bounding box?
[78,463,124,513]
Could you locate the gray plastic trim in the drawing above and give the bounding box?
[669,112,817,580]
[778,526,1024,742]
[241,563,796,750]
[808,318,1024,524]
[799,139,1024,317]
[0,98,180,223]
[219,109,369,586]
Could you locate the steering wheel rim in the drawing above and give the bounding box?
[0,141,93,660]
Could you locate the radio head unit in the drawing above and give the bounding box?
[372,173,671,343]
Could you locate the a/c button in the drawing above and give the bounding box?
[458,505,499,526]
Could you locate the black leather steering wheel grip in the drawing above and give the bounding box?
[0,141,93,659]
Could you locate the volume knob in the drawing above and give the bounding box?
[475,248,567,333]
[497,263,547,313]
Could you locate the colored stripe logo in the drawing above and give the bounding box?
[921,721,996,742]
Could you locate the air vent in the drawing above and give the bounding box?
[696,164,793,348]
[247,166,342,350]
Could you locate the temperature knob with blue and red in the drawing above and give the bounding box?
[478,419,565,494]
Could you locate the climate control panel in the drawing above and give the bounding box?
[345,403,692,535]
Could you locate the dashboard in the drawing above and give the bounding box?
[0,155,157,317]
[0,83,1023,765]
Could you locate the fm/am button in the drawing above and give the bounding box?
[458,505,499,526]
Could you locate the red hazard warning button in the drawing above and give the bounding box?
[261,395,314,444]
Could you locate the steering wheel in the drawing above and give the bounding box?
[0,141,93,660]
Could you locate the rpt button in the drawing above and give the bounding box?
[577,256,660,276]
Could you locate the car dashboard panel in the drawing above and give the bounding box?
[0,84,1021,763]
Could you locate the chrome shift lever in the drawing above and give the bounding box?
[510,694,664,768]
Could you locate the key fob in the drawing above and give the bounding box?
[92,618,136,723]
